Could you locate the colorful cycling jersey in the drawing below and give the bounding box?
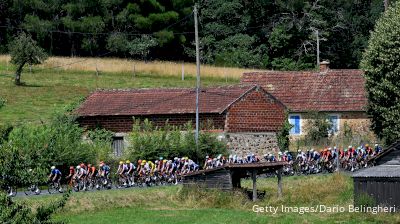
[88,166,96,174]
[52,169,62,175]
[122,164,128,172]
[78,168,87,175]
[101,165,110,172]
[148,161,156,171]
[127,163,135,170]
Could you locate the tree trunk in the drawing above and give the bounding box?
[15,63,25,85]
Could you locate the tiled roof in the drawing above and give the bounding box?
[241,70,367,112]
[352,165,400,178]
[75,85,257,116]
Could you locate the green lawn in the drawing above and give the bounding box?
[0,62,238,125]
[18,174,400,224]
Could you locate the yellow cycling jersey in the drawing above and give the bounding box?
[148,161,156,171]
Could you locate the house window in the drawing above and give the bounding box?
[289,115,301,135]
[328,115,339,134]
[112,136,125,157]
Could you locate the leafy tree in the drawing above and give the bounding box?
[361,1,400,144]
[8,32,48,85]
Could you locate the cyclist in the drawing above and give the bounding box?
[76,165,87,190]
[49,166,63,192]
[126,160,135,186]
[87,164,97,179]
[65,166,76,186]
[116,161,128,185]
[99,161,111,182]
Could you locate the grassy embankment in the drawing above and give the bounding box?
[18,173,400,224]
[0,55,264,125]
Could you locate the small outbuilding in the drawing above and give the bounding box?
[353,141,400,208]
[75,85,287,156]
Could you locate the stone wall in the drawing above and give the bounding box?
[225,132,279,157]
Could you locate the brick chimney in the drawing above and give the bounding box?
[319,60,330,72]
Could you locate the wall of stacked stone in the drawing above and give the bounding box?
[224,132,279,157]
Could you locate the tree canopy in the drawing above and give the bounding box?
[0,0,392,70]
[361,1,400,145]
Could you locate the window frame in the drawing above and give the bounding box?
[288,114,302,135]
[328,114,340,134]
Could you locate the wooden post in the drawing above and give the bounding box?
[181,63,185,80]
[277,168,282,198]
[132,64,136,78]
[252,169,257,202]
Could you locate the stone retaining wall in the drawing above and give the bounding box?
[225,132,279,157]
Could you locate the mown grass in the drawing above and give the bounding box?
[0,60,239,125]
[18,174,400,224]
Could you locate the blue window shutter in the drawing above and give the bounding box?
[289,115,301,134]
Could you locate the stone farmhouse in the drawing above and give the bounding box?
[241,62,373,141]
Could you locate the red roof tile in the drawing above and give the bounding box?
[241,70,367,112]
[75,85,257,116]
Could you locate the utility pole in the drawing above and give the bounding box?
[384,0,390,11]
[194,4,200,150]
[316,30,320,68]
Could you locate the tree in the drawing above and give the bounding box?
[8,32,48,85]
[361,1,400,144]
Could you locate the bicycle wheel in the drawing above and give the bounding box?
[48,183,57,194]
[34,186,41,195]
[24,186,32,196]
[7,187,17,197]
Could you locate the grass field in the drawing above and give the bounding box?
[18,174,400,224]
[0,57,240,125]
[0,55,263,79]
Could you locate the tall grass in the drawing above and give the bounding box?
[0,55,265,79]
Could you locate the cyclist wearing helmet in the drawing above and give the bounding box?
[49,166,62,185]
[99,162,110,179]
[117,161,127,179]
[126,160,135,186]
[66,166,75,186]
[87,164,97,179]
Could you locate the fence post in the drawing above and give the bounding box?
[95,63,99,76]
[132,64,136,78]
[181,63,185,80]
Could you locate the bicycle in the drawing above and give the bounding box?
[24,184,41,195]
[48,181,63,194]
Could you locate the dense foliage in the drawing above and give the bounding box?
[277,113,293,152]
[0,190,70,224]
[361,1,400,145]
[126,119,227,164]
[0,0,390,69]
[303,112,332,146]
[0,112,113,188]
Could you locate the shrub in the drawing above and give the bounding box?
[304,112,332,146]
[0,97,6,109]
[126,119,227,164]
[277,113,292,152]
[87,128,114,163]
[0,190,70,223]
